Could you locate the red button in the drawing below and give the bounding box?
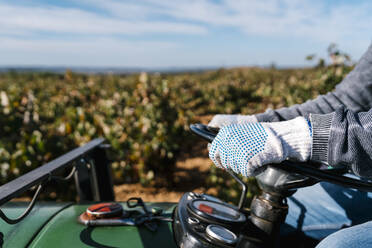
[86,202,123,219]
[198,203,213,214]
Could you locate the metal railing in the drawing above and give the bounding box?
[0,138,115,224]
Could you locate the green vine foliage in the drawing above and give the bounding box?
[0,65,350,201]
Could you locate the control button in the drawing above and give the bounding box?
[206,224,237,245]
[190,192,200,198]
[190,199,246,223]
[151,207,163,215]
[194,224,206,232]
[187,217,200,225]
[86,202,124,219]
[188,192,201,200]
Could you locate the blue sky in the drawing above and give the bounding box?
[0,0,371,68]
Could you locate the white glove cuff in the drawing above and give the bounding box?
[236,115,258,124]
[209,114,257,127]
[263,117,312,161]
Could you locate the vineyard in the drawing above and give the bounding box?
[0,65,351,204]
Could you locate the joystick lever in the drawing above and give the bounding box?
[226,169,248,210]
[190,124,248,209]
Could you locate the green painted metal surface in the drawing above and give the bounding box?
[29,202,178,248]
[0,202,72,248]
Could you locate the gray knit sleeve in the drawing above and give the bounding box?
[255,42,372,122]
[310,107,372,178]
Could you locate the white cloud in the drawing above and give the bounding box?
[2,0,371,41]
[0,0,371,66]
[0,4,206,36]
[129,0,372,42]
[0,37,177,52]
[0,37,179,66]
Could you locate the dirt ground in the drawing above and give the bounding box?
[114,156,216,202]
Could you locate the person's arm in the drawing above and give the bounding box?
[310,107,372,178]
[256,42,372,122]
[208,106,372,179]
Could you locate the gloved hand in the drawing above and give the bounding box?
[208,114,258,128]
[209,117,312,177]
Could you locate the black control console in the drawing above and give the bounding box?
[173,192,247,247]
[173,188,285,248]
[173,124,303,247]
[176,123,372,248]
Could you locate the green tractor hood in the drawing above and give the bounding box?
[1,202,177,248]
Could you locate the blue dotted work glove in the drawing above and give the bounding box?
[209,117,312,177]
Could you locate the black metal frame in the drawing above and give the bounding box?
[0,138,115,224]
